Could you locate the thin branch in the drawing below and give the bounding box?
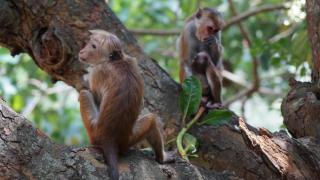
[241,97,248,118]
[222,70,280,96]
[196,0,202,9]
[224,0,260,106]
[269,23,299,43]
[129,3,288,36]
[22,79,73,116]
[129,29,180,36]
[223,4,288,29]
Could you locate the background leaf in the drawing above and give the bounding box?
[201,109,234,126]
[179,76,202,117]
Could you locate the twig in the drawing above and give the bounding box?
[222,70,280,96]
[177,106,205,160]
[224,0,260,106]
[223,4,287,29]
[129,4,288,36]
[269,23,299,43]
[196,0,202,9]
[22,79,74,116]
[129,29,180,36]
[240,97,248,118]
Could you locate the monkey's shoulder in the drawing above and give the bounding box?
[112,57,141,77]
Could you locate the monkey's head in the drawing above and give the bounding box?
[194,7,224,42]
[79,29,123,65]
[191,51,211,74]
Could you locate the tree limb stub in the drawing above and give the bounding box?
[188,117,320,180]
[239,118,320,179]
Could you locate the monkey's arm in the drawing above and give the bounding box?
[178,30,197,83]
[206,63,222,104]
[79,89,99,132]
[178,33,189,83]
[202,35,223,66]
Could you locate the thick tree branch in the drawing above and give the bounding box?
[0,100,237,179]
[1,1,320,179]
[2,91,320,179]
[281,1,320,139]
[0,0,181,140]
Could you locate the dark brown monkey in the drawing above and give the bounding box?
[191,51,222,108]
[178,7,224,107]
[78,30,173,180]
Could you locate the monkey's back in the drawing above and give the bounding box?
[89,57,144,152]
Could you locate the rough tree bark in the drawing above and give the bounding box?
[0,0,181,139]
[0,99,237,179]
[281,0,320,138]
[1,0,320,180]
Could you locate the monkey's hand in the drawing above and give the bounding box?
[78,89,93,102]
[203,35,219,46]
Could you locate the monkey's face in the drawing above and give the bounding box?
[79,30,123,65]
[194,8,223,42]
[191,51,210,74]
[79,34,105,65]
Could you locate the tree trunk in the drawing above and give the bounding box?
[1,1,320,179]
[0,0,181,139]
[306,0,320,82]
[281,0,320,138]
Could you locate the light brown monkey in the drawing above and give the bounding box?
[78,30,174,180]
[178,7,224,108]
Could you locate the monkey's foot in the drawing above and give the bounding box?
[200,97,209,107]
[87,145,102,154]
[206,102,223,109]
[156,151,176,164]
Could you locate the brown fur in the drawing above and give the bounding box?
[78,30,174,180]
[178,8,224,107]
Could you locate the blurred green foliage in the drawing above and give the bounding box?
[0,49,88,145]
[0,0,311,145]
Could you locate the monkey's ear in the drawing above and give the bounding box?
[196,8,202,19]
[109,50,122,61]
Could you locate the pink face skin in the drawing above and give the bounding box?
[78,34,103,65]
[194,9,221,42]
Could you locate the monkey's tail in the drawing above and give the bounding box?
[102,143,119,180]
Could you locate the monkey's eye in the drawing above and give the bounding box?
[92,44,96,49]
[196,12,202,19]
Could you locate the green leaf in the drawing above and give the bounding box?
[179,76,202,118]
[12,95,24,111]
[183,133,198,154]
[201,109,233,126]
